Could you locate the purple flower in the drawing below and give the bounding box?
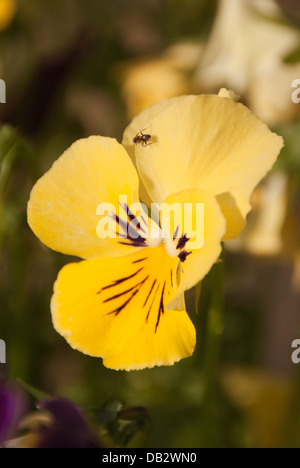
[0,377,26,445]
[5,398,102,448]
[34,399,100,448]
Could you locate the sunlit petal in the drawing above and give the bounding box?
[51,246,196,371]
[28,136,142,259]
[132,94,283,239]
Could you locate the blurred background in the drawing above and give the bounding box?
[1,0,300,448]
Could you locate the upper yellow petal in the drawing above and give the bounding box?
[122,96,186,206]
[129,94,283,239]
[27,136,142,259]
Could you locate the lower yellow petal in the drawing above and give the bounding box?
[51,246,196,371]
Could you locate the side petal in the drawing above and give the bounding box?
[216,192,246,241]
[159,189,226,309]
[132,94,283,239]
[28,136,141,259]
[51,246,196,371]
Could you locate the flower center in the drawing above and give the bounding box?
[163,232,192,263]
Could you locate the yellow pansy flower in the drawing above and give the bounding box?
[27,92,283,371]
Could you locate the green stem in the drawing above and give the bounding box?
[203,261,224,396]
[200,261,224,447]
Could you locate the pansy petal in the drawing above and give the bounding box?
[133,94,283,239]
[122,96,185,167]
[28,136,142,259]
[216,192,246,241]
[122,96,186,206]
[159,189,226,309]
[51,246,196,371]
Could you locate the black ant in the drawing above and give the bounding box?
[133,128,152,147]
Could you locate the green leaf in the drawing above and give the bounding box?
[0,125,19,163]
[17,379,51,401]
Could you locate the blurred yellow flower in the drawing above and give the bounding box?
[196,0,300,95]
[194,0,300,125]
[27,92,283,370]
[248,63,300,126]
[0,0,16,31]
[122,59,189,119]
[225,168,300,297]
[121,42,202,119]
[294,252,300,291]
[222,367,293,448]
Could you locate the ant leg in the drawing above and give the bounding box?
[140,126,150,134]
